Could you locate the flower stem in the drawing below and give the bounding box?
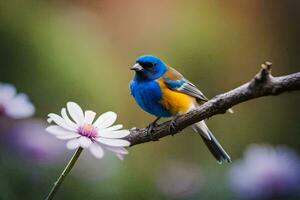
[45,147,83,200]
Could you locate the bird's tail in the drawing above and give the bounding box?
[192,121,231,163]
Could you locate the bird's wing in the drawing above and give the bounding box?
[163,66,209,102]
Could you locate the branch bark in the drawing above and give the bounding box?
[125,62,300,146]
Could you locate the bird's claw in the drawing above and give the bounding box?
[169,118,178,135]
[147,121,159,141]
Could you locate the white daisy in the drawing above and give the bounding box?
[0,82,35,119]
[46,102,130,159]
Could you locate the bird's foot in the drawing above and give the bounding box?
[169,116,179,135]
[146,117,161,141]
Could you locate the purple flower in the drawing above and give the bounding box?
[0,82,35,119]
[6,119,67,163]
[155,161,204,199]
[228,144,300,199]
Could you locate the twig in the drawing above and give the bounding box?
[125,62,300,146]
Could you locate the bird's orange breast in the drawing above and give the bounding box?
[156,78,196,115]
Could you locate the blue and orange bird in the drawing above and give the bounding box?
[130,55,231,163]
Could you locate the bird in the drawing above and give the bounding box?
[129,55,231,163]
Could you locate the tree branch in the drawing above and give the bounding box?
[125,62,300,146]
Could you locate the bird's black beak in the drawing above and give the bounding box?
[130,63,143,72]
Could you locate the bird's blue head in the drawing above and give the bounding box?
[131,55,167,80]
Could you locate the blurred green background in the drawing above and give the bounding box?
[0,0,300,199]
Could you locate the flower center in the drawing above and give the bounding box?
[78,124,97,139]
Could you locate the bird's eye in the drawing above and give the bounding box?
[141,62,154,68]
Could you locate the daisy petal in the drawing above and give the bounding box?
[46,125,78,136]
[98,130,130,139]
[48,113,74,131]
[104,124,123,131]
[78,136,92,148]
[84,110,96,124]
[93,111,117,129]
[61,108,78,130]
[96,138,130,147]
[47,118,53,123]
[89,143,104,159]
[116,154,125,160]
[67,102,84,125]
[56,134,80,140]
[103,146,128,155]
[66,139,80,149]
